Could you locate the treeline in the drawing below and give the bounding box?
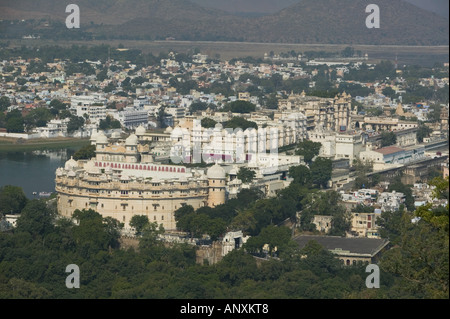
[0,176,448,299]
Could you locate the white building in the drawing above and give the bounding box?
[114,107,149,129]
[75,104,107,124]
[377,191,405,212]
[309,126,364,163]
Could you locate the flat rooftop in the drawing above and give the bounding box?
[294,235,389,256]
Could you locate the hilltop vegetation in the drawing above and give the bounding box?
[0,0,448,45]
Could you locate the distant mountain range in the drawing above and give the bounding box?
[0,0,448,45]
[191,0,450,18]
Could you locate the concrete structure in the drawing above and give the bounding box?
[114,106,149,129]
[312,215,333,233]
[350,212,380,238]
[309,126,364,163]
[279,92,356,132]
[360,145,425,171]
[55,131,226,231]
[377,191,405,212]
[294,235,389,265]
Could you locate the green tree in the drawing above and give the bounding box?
[223,101,256,114]
[49,99,66,111]
[15,200,55,237]
[24,107,53,129]
[310,157,332,188]
[288,165,311,186]
[99,116,121,130]
[382,87,397,99]
[189,102,212,113]
[200,117,217,129]
[380,212,449,298]
[157,106,168,129]
[67,116,85,134]
[295,140,322,164]
[6,117,24,133]
[265,94,279,110]
[5,110,24,133]
[73,144,95,160]
[0,185,28,215]
[71,209,122,255]
[380,131,397,147]
[0,96,11,112]
[244,225,293,256]
[223,117,258,130]
[388,178,415,212]
[237,167,256,184]
[416,125,433,143]
[130,215,150,235]
[415,177,449,231]
[139,222,165,249]
[341,47,355,58]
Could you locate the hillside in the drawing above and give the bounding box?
[0,0,448,45]
[191,0,450,19]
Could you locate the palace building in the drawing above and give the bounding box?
[278,91,357,132]
[55,131,226,231]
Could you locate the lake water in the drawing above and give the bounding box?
[0,149,75,199]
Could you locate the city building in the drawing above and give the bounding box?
[294,235,389,265]
[55,131,226,231]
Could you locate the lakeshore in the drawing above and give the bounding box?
[0,137,90,152]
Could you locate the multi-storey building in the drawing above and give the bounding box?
[55,131,226,231]
[278,91,357,132]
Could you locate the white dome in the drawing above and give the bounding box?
[67,170,76,177]
[120,174,130,181]
[164,126,173,134]
[207,164,225,179]
[64,156,77,170]
[90,131,98,141]
[135,125,146,135]
[96,131,108,144]
[125,134,138,145]
[84,160,100,174]
[111,131,121,138]
[56,167,64,176]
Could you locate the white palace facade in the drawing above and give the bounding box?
[55,131,226,231]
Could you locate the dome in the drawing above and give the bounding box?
[67,170,76,178]
[164,126,173,134]
[207,164,225,179]
[120,174,130,181]
[84,160,100,174]
[64,156,77,171]
[56,167,64,176]
[135,125,146,135]
[90,131,98,142]
[111,131,121,139]
[125,134,138,145]
[96,131,108,144]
